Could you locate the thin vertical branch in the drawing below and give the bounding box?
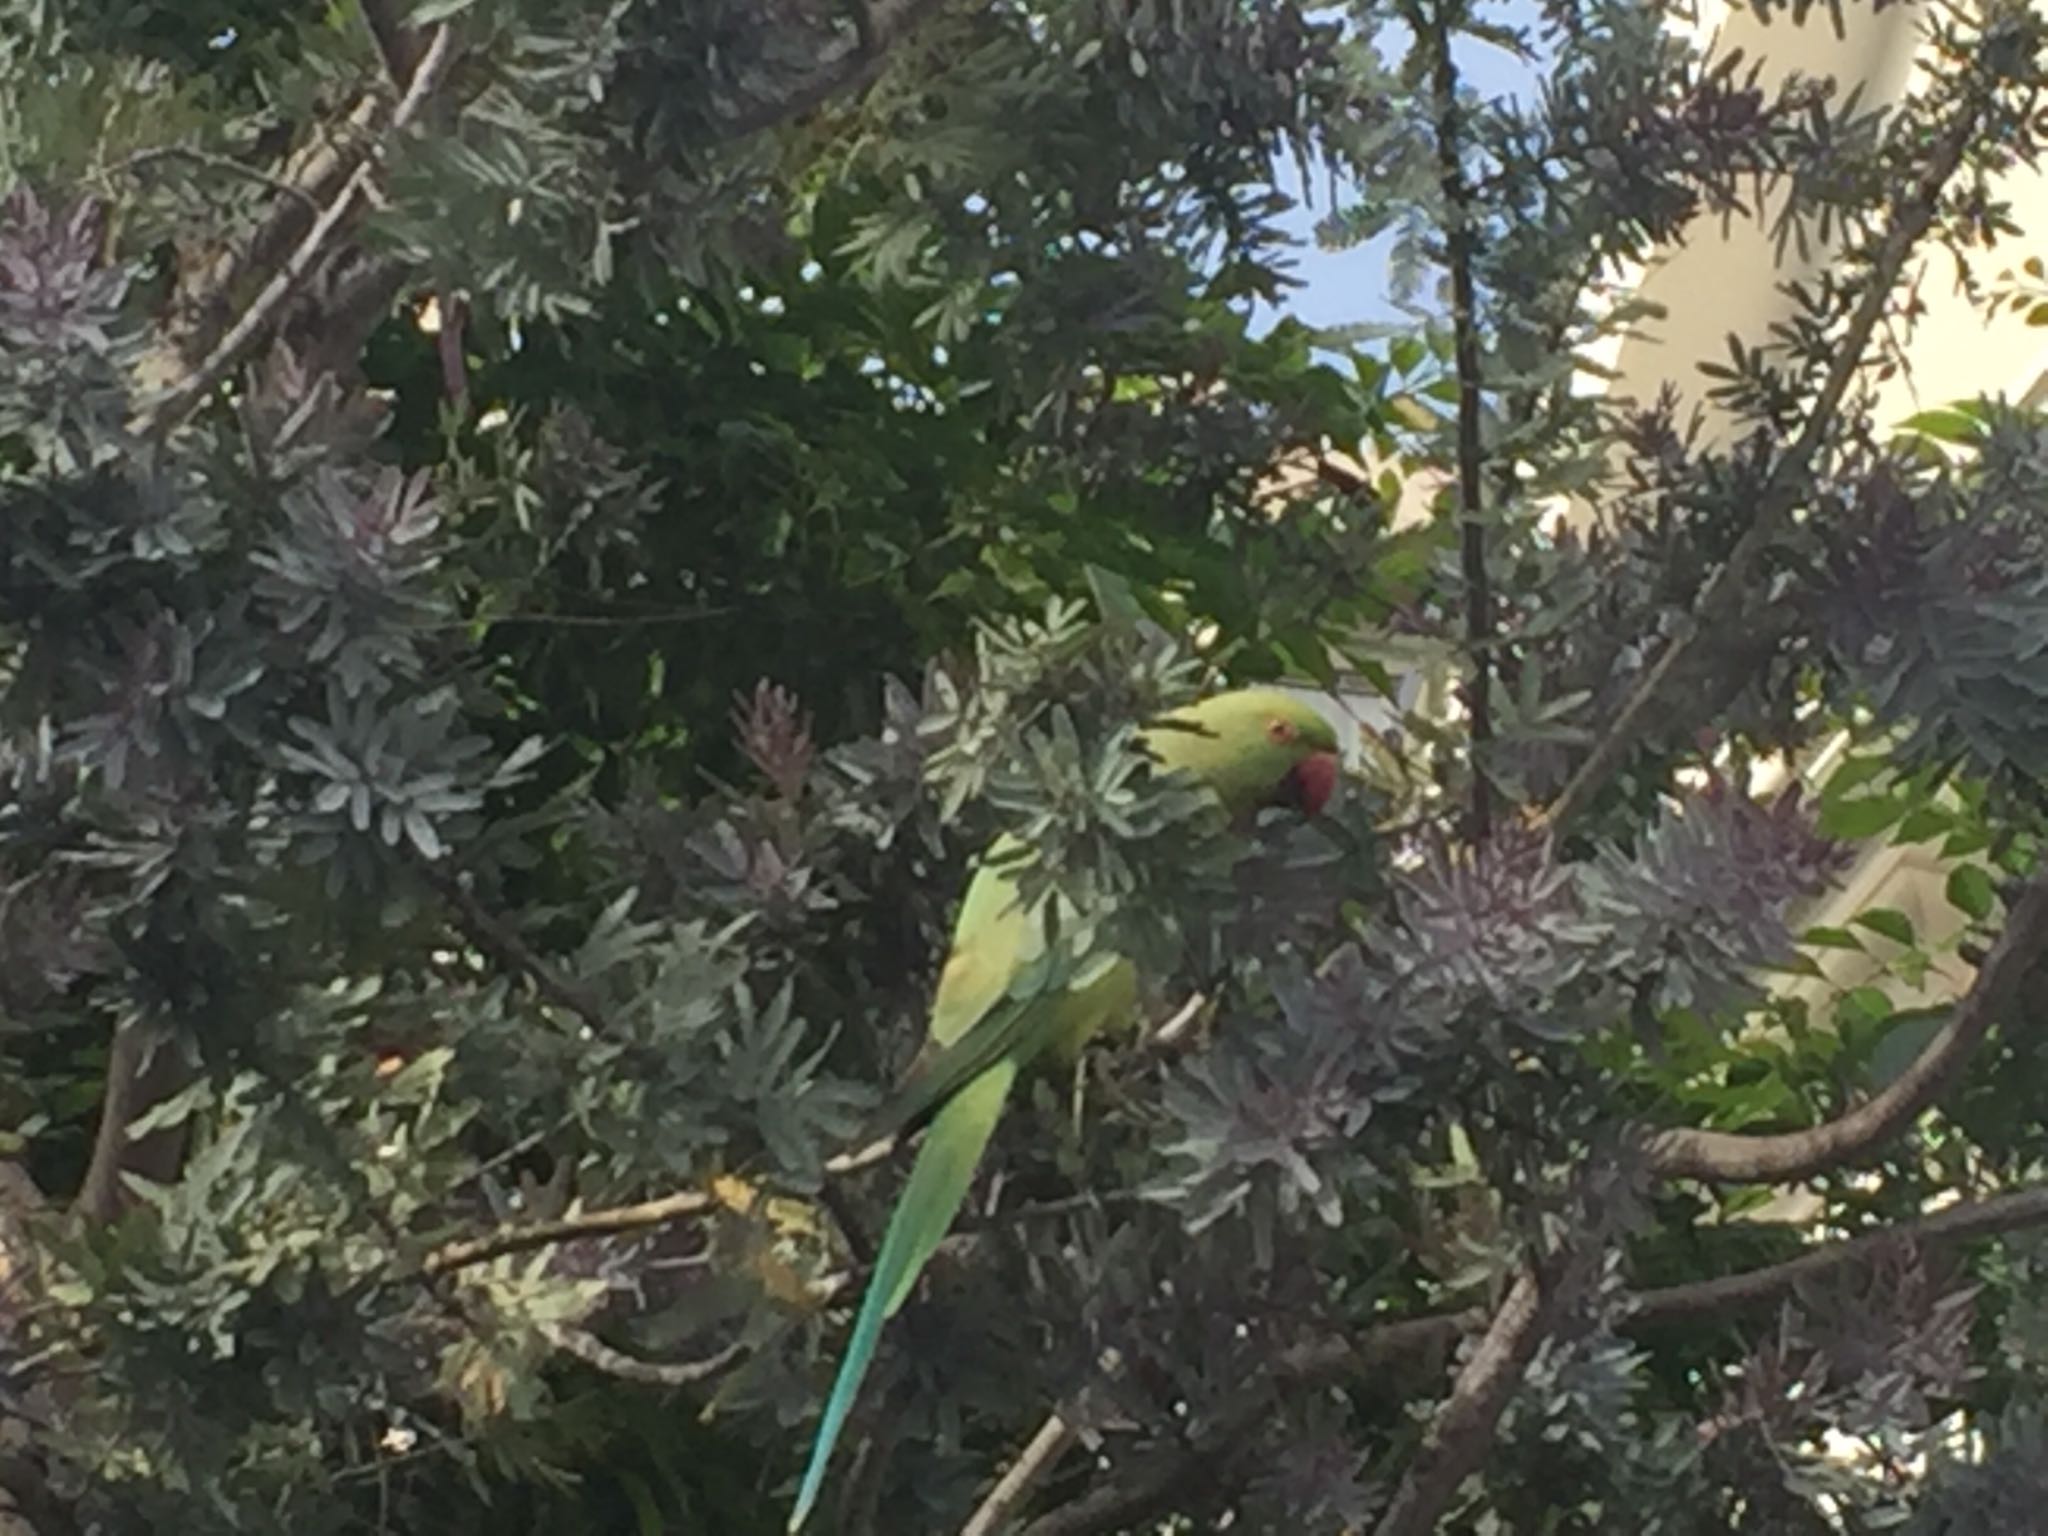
[73,1021,191,1224]
[1418,0,1496,839]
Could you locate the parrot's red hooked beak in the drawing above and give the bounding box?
[1276,750,1339,816]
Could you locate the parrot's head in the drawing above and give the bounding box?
[1140,687,1342,823]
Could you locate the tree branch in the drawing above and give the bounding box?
[72,1021,191,1225]
[130,24,456,441]
[1412,0,1495,841]
[547,1327,743,1386]
[358,0,426,86]
[1144,990,1208,1052]
[1370,1270,1553,1536]
[421,1187,717,1277]
[153,96,382,379]
[1012,1360,1296,1536]
[415,859,2048,1523]
[417,860,610,1034]
[1538,94,1986,836]
[137,0,951,443]
[1648,861,2048,1184]
[959,1412,1076,1536]
[1625,1185,2048,1326]
[109,145,327,212]
[1019,1183,2048,1536]
[161,0,434,372]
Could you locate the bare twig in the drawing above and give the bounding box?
[416,860,608,1033]
[163,0,443,364]
[422,1187,716,1277]
[130,24,456,440]
[355,0,471,416]
[959,1412,1077,1536]
[825,1134,900,1177]
[136,0,952,442]
[1340,1187,2048,1357]
[1338,1185,2048,1371]
[1144,991,1208,1052]
[158,95,383,374]
[547,1327,743,1386]
[1538,98,1985,836]
[1649,861,2048,1184]
[1013,1374,1286,1536]
[434,289,470,410]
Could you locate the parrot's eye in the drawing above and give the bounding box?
[1266,717,1297,744]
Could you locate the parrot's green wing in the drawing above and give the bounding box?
[865,946,1126,1141]
[788,849,1137,1532]
[863,986,1043,1141]
[788,693,1340,1532]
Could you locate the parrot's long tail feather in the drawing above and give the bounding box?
[788,1063,1018,1532]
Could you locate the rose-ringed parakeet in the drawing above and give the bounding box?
[788,688,1341,1531]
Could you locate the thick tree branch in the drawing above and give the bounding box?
[138,0,952,443]
[415,853,2048,1521]
[162,0,431,374]
[1649,861,2048,1184]
[284,254,411,391]
[153,97,382,379]
[1370,1270,1552,1536]
[1538,96,1986,836]
[1626,1185,2048,1325]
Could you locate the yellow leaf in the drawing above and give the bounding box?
[711,1172,825,1241]
[1388,393,1440,432]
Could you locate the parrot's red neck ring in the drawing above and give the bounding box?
[1281,750,1339,816]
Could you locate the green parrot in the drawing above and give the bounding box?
[788,687,1341,1531]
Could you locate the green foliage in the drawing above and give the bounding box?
[12,0,2048,1533]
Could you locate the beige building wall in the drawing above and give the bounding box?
[1275,3,2046,1029]
[1573,0,2048,1021]
[1596,0,2048,436]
